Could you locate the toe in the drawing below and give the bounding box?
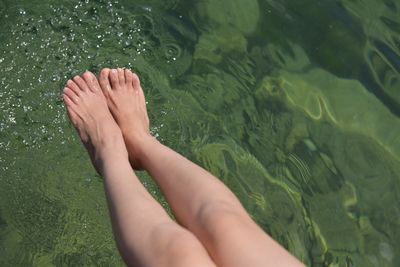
[99,68,112,94]
[132,72,145,100]
[125,69,134,88]
[73,75,90,93]
[63,94,81,125]
[64,87,79,104]
[117,68,125,86]
[67,79,82,96]
[109,69,120,89]
[82,71,101,92]
[63,90,75,106]
[132,72,141,89]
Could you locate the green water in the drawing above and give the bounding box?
[0,0,399,266]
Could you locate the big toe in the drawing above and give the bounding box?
[130,71,146,103]
[124,69,138,91]
[124,69,141,91]
[99,68,111,93]
[109,69,121,89]
[131,70,141,89]
[117,68,125,86]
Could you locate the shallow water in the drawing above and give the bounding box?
[0,0,399,266]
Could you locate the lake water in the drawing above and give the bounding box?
[0,0,399,266]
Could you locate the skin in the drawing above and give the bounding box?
[63,72,216,267]
[63,68,305,267]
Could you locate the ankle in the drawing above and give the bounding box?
[123,132,160,170]
[95,142,128,161]
[93,152,129,178]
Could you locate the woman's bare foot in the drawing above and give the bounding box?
[63,71,128,174]
[98,68,154,169]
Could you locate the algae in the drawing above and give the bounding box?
[280,68,400,161]
[0,0,399,266]
[195,0,259,35]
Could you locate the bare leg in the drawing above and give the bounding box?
[99,68,305,267]
[63,71,216,267]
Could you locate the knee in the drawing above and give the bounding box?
[155,225,194,251]
[150,223,207,263]
[196,201,252,231]
[150,224,215,267]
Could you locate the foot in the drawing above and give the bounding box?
[98,68,154,170]
[63,71,128,174]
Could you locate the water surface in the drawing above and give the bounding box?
[0,0,399,266]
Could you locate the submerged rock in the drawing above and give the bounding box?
[195,0,260,35]
[280,68,400,161]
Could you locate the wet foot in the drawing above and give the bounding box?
[63,71,128,173]
[98,68,153,169]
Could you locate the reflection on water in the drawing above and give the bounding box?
[0,0,399,266]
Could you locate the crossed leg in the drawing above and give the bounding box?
[98,68,305,267]
[63,71,216,267]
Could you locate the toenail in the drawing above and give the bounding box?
[63,87,69,92]
[111,69,118,74]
